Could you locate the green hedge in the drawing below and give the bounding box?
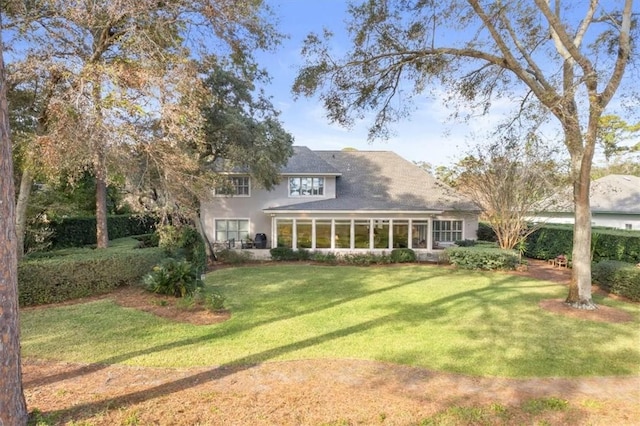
[269,247,311,261]
[526,225,640,263]
[18,237,167,306]
[477,222,498,242]
[445,246,519,270]
[50,215,157,249]
[592,260,640,302]
[390,248,416,263]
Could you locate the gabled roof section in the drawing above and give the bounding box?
[280,146,342,175]
[590,174,639,213]
[266,150,479,212]
[544,174,640,214]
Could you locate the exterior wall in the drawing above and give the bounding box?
[200,175,480,250]
[200,175,337,244]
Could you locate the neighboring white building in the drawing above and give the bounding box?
[531,174,640,230]
[200,146,481,254]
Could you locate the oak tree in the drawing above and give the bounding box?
[294,0,636,309]
[7,0,282,248]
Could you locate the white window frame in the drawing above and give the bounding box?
[214,176,250,197]
[215,219,250,242]
[288,177,324,197]
[432,220,464,243]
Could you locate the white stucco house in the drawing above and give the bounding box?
[530,174,640,230]
[200,146,481,256]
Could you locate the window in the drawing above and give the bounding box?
[296,220,312,249]
[215,176,250,196]
[277,220,293,248]
[289,177,324,196]
[216,219,249,242]
[373,220,389,249]
[626,224,633,230]
[334,220,351,248]
[432,220,463,242]
[315,220,331,248]
[354,220,370,248]
[393,221,409,248]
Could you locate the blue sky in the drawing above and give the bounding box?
[255,0,511,168]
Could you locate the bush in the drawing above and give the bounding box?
[477,222,498,242]
[144,258,202,298]
[156,225,207,274]
[310,252,339,265]
[133,233,159,248]
[592,260,640,302]
[269,247,309,261]
[49,214,157,249]
[446,246,519,270]
[341,253,391,265]
[526,225,640,263]
[18,237,166,306]
[216,249,255,265]
[390,248,416,263]
[455,239,477,247]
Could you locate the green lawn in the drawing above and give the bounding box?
[20,264,640,377]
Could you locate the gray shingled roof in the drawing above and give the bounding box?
[591,175,640,213]
[545,174,640,214]
[280,146,342,175]
[266,149,479,212]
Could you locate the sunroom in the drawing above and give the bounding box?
[265,211,472,252]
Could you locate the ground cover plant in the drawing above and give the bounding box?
[20,265,639,377]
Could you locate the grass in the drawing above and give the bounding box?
[20,264,640,377]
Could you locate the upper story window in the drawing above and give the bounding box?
[289,177,324,196]
[215,176,250,196]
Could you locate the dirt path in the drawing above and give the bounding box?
[23,260,640,425]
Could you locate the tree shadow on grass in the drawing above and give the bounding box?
[24,267,447,388]
[27,267,640,423]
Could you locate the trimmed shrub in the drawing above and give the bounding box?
[390,248,417,263]
[341,253,391,265]
[525,225,573,260]
[526,225,640,263]
[455,239,477,247]
[477,222,498,242]
[310,252,339,265]
[143,258,202,298]
[50,214,157,249]
[18,237,166,306]
[270,247,303,261]
[592,260,640,302]
[216,249,255,265]
[446,246,519,270]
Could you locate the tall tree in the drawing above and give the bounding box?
[294,0,636,309]
[7,0,282,248]
[0,11,29,426]
[127,64,293,251]
[444,133,565,250]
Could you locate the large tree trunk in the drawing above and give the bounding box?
[0,24,29,425]
[565,145,597,309]
[95,147,109,248]
[15,167,33,260]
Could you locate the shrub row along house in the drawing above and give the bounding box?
[201,146,480,257]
